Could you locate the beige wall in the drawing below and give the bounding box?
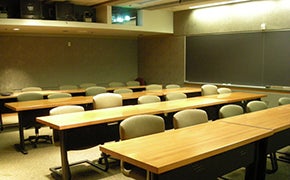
[0,35,137,91]
[138,35,185,86]
[174,0,290,35]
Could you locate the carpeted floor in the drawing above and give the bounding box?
[0,113,289,180]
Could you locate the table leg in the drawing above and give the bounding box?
[14,112,27,154]
[245,138,267,180]
[0,112,3,131]
[59,130,71,180]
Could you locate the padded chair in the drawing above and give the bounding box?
[126,80,140,86]
[165,84,181,89]
[246,100,267,113]
[47,93,72,99]
[219,104,244,118]
[93,92,123,169]
[138,95,161,104]
[59,85,78,90]
[108,82,125,87]
[79,83,96,89]
[21,86,42,92]
[119,114,165,180]
[145,84,162,91]
[201,84,218,96]
[278,97,290,105]
[165,92,187,101]
[217,87,232,94]
[49,105,85,144]
[48,105,107,175]
[85,86,106,96]
[246,100,277,173]
[93,93,123,109]
[113,88,133,94]
[173,109,208,129]
[17,92,51,147]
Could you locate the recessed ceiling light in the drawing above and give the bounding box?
[13,28,20,31]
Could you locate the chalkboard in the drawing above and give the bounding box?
[186,31,290,87]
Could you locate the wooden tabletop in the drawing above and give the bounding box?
[5,96,92,111]
[37,105,163,130]
[204,92,267,103]
[221,104,290,133]
[0,85,148,99]
[36,92,266,130]
[5,87,202,112]
[99,121,272,174]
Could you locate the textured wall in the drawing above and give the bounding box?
[0,36,137,91]
[138,35,185,86]
[174,0,290,35]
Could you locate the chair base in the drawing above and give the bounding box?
[98,152,119,170]
[266,153,278,174]
[277,151,290,163]
[50,159,109,178]
[25,134,52,148]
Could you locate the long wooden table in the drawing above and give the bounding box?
[0,87,199,129]
[36,92,266,179]
[100,104,289,180]
[4,87,201,154]
[221,104,290,177]
[0,85,147,130]
[100,121,272,180]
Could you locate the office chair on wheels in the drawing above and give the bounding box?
[93,93,123,169]
[17,92,52,148]
[246,100,278,173]
[119,114,165,180]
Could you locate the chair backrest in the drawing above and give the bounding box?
[126,81,140,86]
[137,95,161,104]
[201,84,218,96]
[50,105,85,115]
[113,88,133,94]
[93,93,123,109]
[165,84,180,89]
[165,92,187,101]
[173,109,208,129]
[119,114,165,140]
[217,87,232,94]
[79,83,96,89]
[59,85,78,90]
[145,84,162,91]
[108,82,125,87]
[246,100,267,112]
[85,86,106,96]
[47,93,72,99]
[278,97,290,105]
[17,92,43,101]
[21,86,42,92]
[219,104,244,118]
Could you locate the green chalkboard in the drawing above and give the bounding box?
[186,31,290,87]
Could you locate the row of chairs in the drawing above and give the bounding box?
[21,81,180,92]
[201,84,232,95]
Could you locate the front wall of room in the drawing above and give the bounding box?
[0,36,138,91]
[138,1,290,86]
[175,0,290,107]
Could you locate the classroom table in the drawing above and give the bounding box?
[4,87,201,154]
[36,92,267,179]
[220,104,290,178]
[0,86,198,130]
[5,96,93,154]
[100,120,272,180]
